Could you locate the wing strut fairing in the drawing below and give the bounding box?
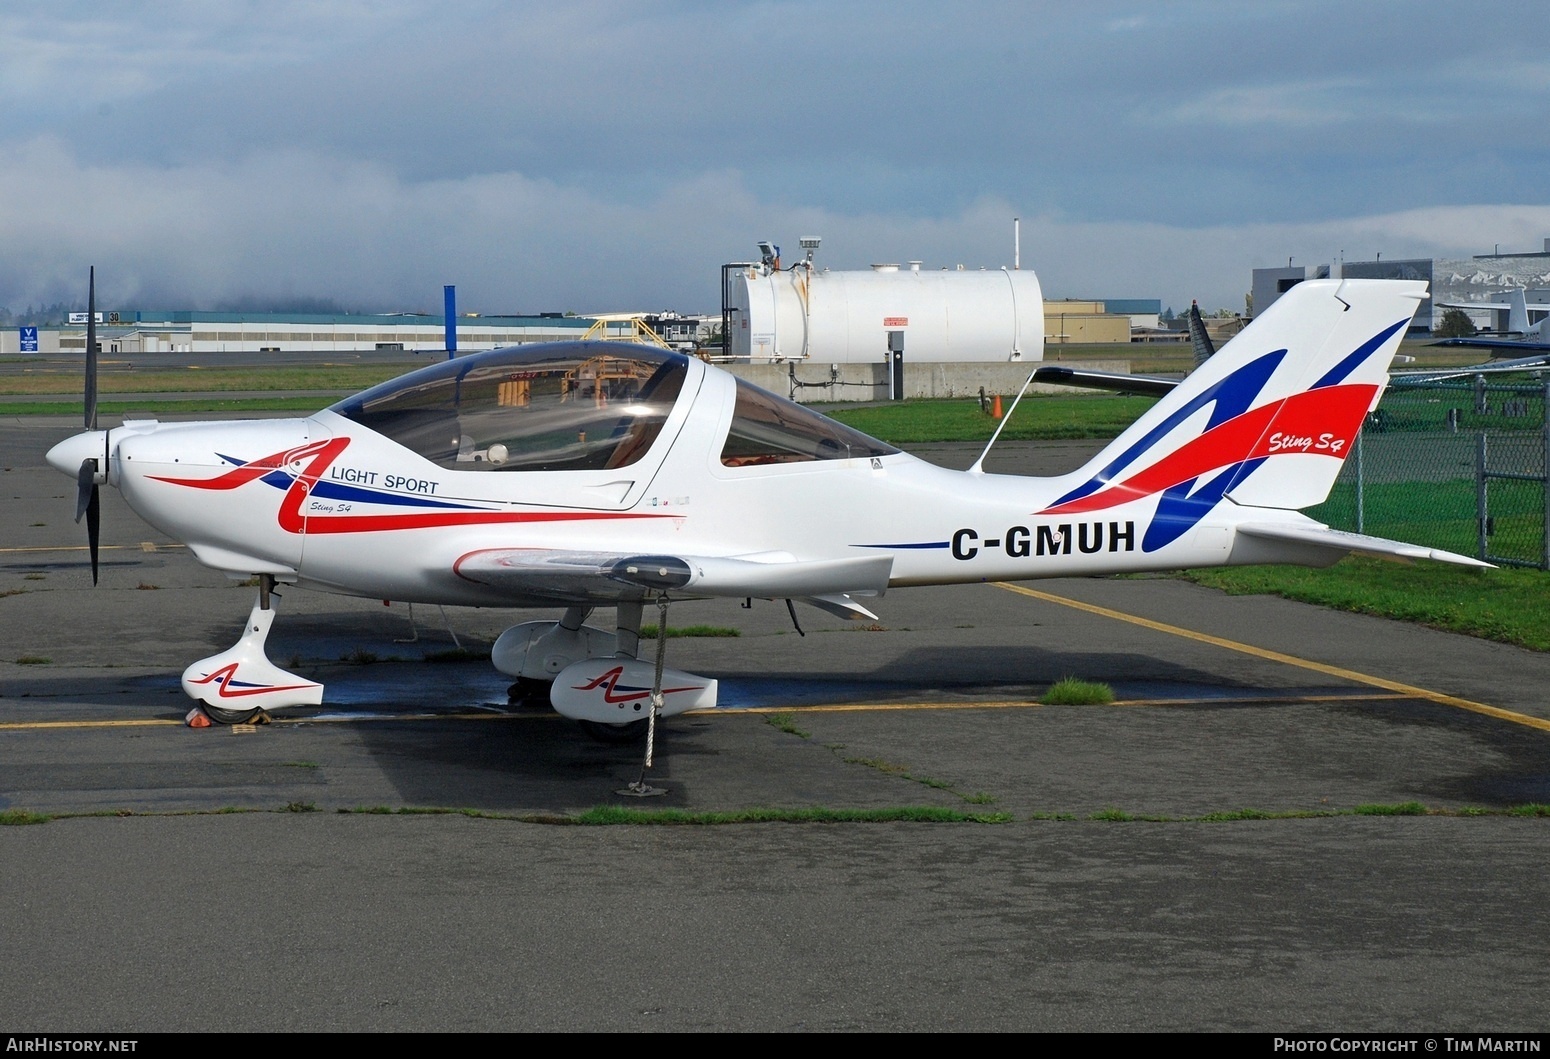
[454,548,892,614]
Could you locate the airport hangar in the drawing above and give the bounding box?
[5,309,628,357]
[1251,237,1550,331]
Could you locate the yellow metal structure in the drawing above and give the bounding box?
[581,317,671,348]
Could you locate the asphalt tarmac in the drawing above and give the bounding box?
[2,415,1549,1032]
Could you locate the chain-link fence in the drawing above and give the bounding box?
[1307,376,1550,568]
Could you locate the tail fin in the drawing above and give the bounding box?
[1509,288,1531,335]
[1044,279,1425,548]
[1187,299,1216,367]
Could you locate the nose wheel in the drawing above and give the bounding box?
[201,703,272,725]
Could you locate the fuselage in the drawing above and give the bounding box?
[47,340,1326,608]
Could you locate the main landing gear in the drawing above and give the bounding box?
[490,595,718,790]
[491,598,718,744]
[181,574,324,724]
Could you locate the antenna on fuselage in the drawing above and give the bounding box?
[967,365,1039,475]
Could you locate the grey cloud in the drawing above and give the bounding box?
[4,138,1548,319]
[0,2,1546,315]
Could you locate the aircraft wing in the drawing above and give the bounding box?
[454,547,892,616]
[1031,366,1179,396]
[1234,523,1490,568]
[1437,300,1514,313]
[1423,339,1550,355]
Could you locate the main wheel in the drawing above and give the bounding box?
[578,719,650,744]
[506,677,551,707]
[201,703,269,725]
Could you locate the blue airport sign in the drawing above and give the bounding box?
[19,326,37,352]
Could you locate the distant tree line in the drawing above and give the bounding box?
[0,302,78,326]
[0,296,371,326]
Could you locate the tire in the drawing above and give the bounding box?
[506,677,552,707]
[578,719,650,744]
[201,703,268,725]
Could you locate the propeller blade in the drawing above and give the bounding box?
[85,266,97,431]
[74,458,96,523]
[85,483,100,586]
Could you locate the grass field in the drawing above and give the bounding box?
[1042,337,1482,377]
[0,364,403,396]
[1310,478,1545,565]
[829,393,1158,442]
[1183,558,1550,652]
[9,397,335,416]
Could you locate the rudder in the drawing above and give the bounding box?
[1042,280,1426,543]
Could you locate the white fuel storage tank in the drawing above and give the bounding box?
[726,261,1044,363]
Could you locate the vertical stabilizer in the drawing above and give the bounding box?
[1042,280,1425,549]
[1508,288,1531,335]
[1187,299,1216,367]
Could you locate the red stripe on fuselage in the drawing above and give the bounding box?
[149,435,674,534]
[147,439,334,490]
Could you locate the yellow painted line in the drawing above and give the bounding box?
[994,582,1550,733]
[712,691,1408,717]
[0,718,184,730]
[716,701,1035,716]
[0,542,184,554]
[0,710,544,732]
[2,694,1419,732]
[1105,693,1409,708]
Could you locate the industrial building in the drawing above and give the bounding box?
[1251,239,1550,330]
[2,310,692,357]
[1042,300,1132,345]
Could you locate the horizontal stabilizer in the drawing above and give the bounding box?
[1235,522,1490,568]
[801,593,881,621]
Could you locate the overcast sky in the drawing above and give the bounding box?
[2,0,1547,317]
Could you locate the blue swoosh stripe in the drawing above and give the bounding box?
[308,479,488,509]
[1311,318,1409,389]
[854,542,950,550]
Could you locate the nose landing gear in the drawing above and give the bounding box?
[182,574,323,724]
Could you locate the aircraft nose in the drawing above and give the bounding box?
[46,430,109,478]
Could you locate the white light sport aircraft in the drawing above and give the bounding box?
[47,277,1482,749]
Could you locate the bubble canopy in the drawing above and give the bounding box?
[330,341,896,473]
[329,343,689,472]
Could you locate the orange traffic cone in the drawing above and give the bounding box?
[991,394,1003,419]
[185,706,212,728]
